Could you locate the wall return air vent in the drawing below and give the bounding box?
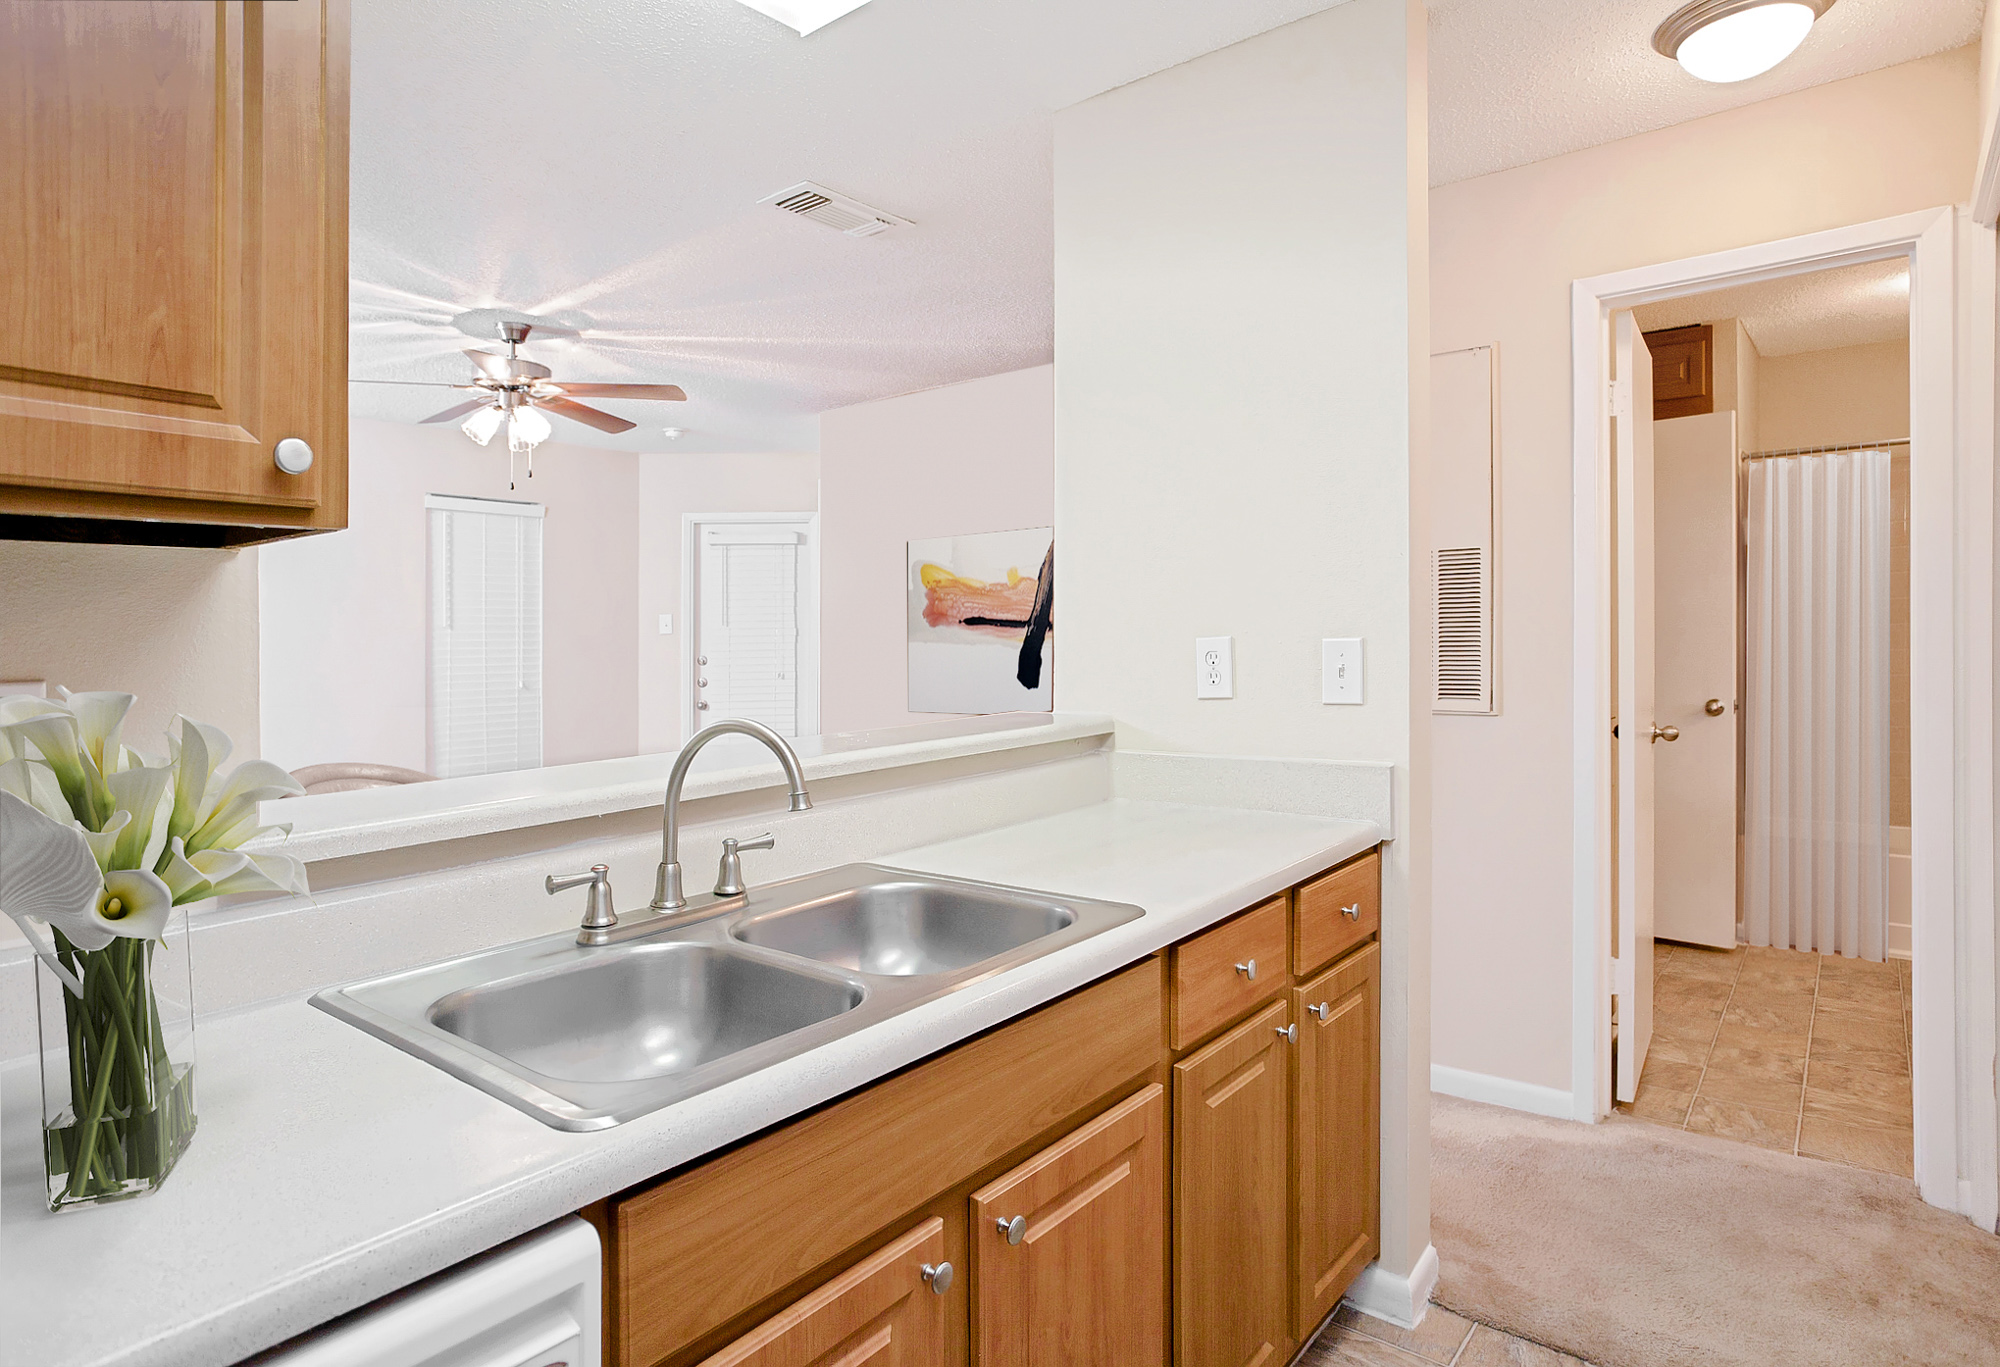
[759,181,912,237]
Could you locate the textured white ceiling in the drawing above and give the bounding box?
[1427,0,1983,186]
[1632,257,1910,356]
[348,0,1349,453]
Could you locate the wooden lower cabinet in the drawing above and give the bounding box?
[696,1219,949,1367]
[970,1085,1166,1367]
[1173,1001,1294,1367]
[1291,943,1382,1341]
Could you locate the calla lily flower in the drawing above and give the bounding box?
[87,868,174,943]
[0,754,71,823]
[55,689,135,779]
[190,846,309,899]
[0,709,109,830]
[0,791,103,995]
[184,759,305,854]
[166,716,233,845]
[0,695,67,764]
[104,761,176,873]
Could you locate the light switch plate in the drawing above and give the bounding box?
[1196,637,1233,699]
[1322,638,1363,705]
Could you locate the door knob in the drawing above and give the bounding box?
[1705,698,1727,716]
[920,1262,953,1294]
[1277,1024,1298,1044]
[1648,724,1680,743]
[1234,958,1257,980]
[997,1215,1027,1245]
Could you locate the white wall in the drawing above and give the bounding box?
[1056,0,1432,1296]
[1430,48,1977,1095]
[260,418,642,773]
[635,451,820,755]
[818,366,1054,736]
[0,541,261,757]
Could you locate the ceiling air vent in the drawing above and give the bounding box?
[759,181,912,238]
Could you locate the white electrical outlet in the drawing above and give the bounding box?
[1196,637,1233,699]
[658,614,673,635]
[1322,638,1363,705]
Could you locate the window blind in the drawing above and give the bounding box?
[428,495,545,776]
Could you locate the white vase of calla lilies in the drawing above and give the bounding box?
[0,690,308,1210]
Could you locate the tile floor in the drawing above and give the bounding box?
[1307,1304,1589,1366]
[1616,941,1914,1178]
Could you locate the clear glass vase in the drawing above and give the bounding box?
[36,902,199,1211]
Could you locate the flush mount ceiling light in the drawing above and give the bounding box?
[731,0,874,37]
[1653,0,1835,84]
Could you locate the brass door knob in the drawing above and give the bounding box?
[1648,724,1680,743]
[1705,698,1727,716]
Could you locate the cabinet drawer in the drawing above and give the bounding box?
[1294,852,1379,978]
[1170,897,1288,1049]
[611,959,1162,1367]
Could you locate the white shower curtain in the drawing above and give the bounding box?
[1741,450,1891,960]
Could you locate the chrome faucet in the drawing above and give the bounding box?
[652,718,812,913]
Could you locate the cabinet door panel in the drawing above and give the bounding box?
[1292,943,1381,1340]
[0,0,347,525]
[971,1084,1166,1367]
[1174,1001,1292,1367]
[696,1218,949,1367]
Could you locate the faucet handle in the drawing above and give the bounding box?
[547,864,619,945]
[714,833,773,898]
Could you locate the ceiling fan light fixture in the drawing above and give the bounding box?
[730,0,874,37]
[1653,0,1832,84]
[461,404,504,446]
[507,405,553,453]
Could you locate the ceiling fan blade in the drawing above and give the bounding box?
[349,378,478,388]
[463,348,552,382]
[539,397,637,435]
[541,382,688,402]
[418,398,492,425]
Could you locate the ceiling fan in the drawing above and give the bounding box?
[359,321,687,485]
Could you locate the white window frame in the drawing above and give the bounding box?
[680,511,821,744]
[426,493,546,777]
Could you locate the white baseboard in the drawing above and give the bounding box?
[1431,1064,1579,1120]
[1343,1244,1440,1329]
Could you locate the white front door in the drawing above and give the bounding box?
[688,519,818,741]
[1653,410,1740,948]
[1613,312,1657,1105]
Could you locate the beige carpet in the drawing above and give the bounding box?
[1431,1094,2000,1366]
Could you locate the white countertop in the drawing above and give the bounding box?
[0,799,1380,1367]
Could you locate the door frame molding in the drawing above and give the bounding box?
[1568,206,1996,1225]
[679,511,822,745]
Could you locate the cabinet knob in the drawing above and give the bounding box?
[1308,1001,1330,1020]
[920,1261,953,1294]
[996,1214,1027,1245]
[1234,958,1257,980]
[1341,903,1361,921]
[273,437,314,475]
[1277,1023,1298,1044]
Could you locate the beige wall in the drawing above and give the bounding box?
[0,540,261,758]
[260,418,643,772]
[635,451,820,755]
[1431,47,1976,1095]
[817,365,1054,736]
[1056,0,1432,1285]
[1756,339,1914,826]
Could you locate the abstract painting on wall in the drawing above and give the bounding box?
[907,527,1053,714]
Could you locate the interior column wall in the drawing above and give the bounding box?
[1055,0,1431,1293]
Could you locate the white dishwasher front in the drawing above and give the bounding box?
[256,1216,600,1367]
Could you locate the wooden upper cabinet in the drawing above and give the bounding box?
[971,1085,1167,1367]
[694,1219,950,1367]
[1645,323,1713,421]
[1291,943,1381,1340]
[1174,1001,1293,1367]
[0,0,349,544]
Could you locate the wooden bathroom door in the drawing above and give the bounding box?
[1613,312,1657,1105]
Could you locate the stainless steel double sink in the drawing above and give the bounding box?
[311,864,1144,1131]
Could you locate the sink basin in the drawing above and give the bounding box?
[312,863,1143,1130]
[733,881,1076,976]
[427,943,862,1084]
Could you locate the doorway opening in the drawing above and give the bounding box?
[680,513,820,744]
[1570,208,1996,1220]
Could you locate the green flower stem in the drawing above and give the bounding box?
[64,988,120,1201]
[101,948,151,1105]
